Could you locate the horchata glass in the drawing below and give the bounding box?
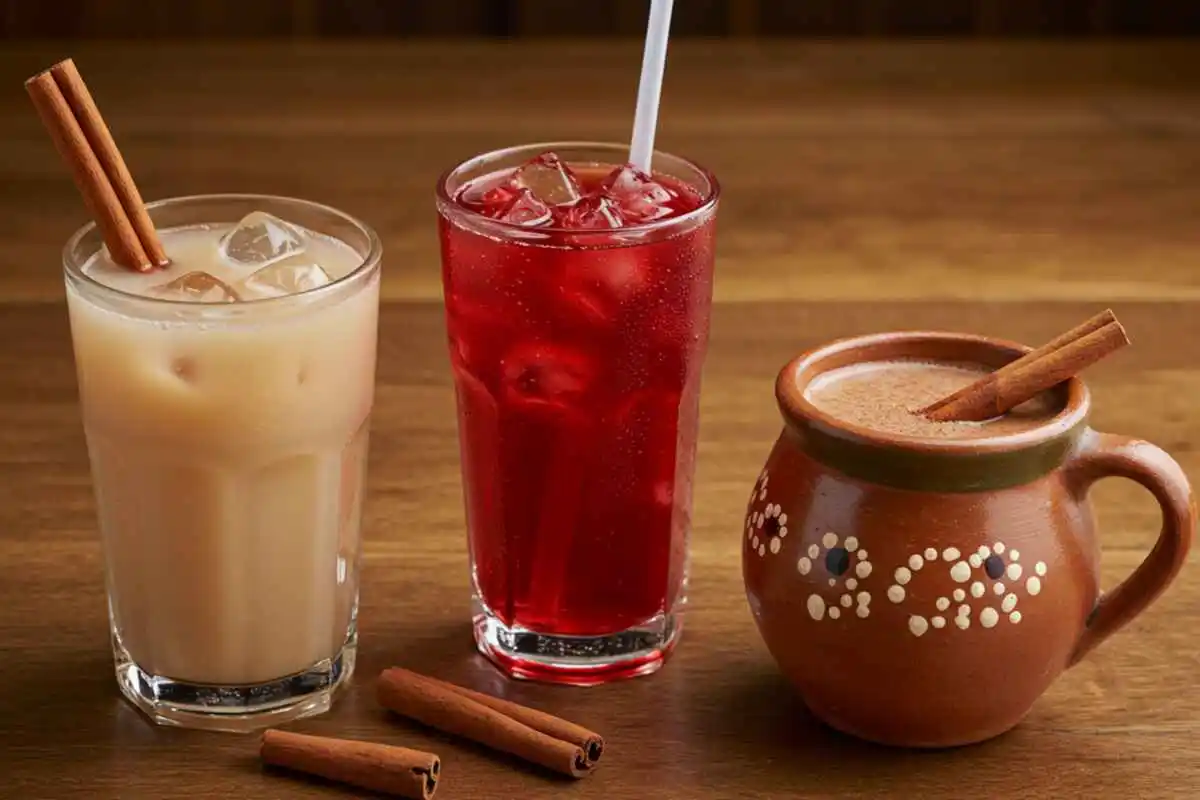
[63,194,381,731]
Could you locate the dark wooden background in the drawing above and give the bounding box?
[2,0,1199,38]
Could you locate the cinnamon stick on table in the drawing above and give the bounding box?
[377,667,603,779]
[261,729,440,799]
[396,667,604,765]
[919,309,1130,423]
[25,58,167,271]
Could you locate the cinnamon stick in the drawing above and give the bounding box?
[390,667,603,766]
[260,729,440,799]
[994,309,1117,371]
[49,59,168,268]
[377,668,598,778]
[25,59,165,271]
[919,311,1130,422]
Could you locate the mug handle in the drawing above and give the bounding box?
[1064,429,1195,666]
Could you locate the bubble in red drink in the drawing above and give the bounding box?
[438,145,718,683]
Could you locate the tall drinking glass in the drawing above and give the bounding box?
[437,143,719,683]
[64,194,381,731]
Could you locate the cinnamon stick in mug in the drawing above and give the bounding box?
[377,668,599,778]
[919,310,1130,422]
[260,729,440,799]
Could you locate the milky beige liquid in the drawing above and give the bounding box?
[806,360,1061,438]
[67,222,378,685]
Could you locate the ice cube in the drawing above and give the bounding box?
[601,165,676,223]
[557,249,652,325]
[220,211,305,268]
[510,152,582,206]
[458,172,519,216]
[558,195,624,230]
[500,340,598,411]
[150,271,241,303]
[446,300,511,386]
[498,188,552,227]
[239,261,332,298]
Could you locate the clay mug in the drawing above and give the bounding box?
[742,331,1194,748]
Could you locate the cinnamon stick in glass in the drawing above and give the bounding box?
[48,59,168,268]
[919,310,1130,422]
[25,58,166,271]
[261,729,440,799]
[377,667,601,778]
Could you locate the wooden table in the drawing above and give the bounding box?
[1,40,1198,799]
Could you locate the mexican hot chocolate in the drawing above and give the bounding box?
[804,360,1062,438]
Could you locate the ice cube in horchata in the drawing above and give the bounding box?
[557,195,624,230]
[239,261,332,299]
[150,271,241,303]
[510,152,582,206]
[220,211,305,268]
[601,164,677,224]
[497,188,552,227]
[500,340,599,412]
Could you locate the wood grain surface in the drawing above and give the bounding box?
[0,41,1198,799]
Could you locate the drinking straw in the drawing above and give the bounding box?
[628,0,676,172]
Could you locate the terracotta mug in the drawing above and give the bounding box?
[742,332,1194,748]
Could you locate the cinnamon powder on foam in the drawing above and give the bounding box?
[805,360,1061,439]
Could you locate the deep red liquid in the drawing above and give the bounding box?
[440,162,715,636]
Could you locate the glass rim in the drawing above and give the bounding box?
[434,140,721,239]
[62,193,383,309]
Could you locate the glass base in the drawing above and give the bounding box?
[473,608,681,686]
[112,633,356,733]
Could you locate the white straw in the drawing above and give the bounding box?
[628,0,675,173]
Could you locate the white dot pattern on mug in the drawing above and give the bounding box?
[884,542,1048,637]
[746,470,1052,637]
[791,525,873,623]
[745,470,789,559]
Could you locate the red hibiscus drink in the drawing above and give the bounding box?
[437,142,719,683]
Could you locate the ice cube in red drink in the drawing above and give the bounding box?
[600,165,677,223]
[500,340,598,412]
[446,299,509,385]
[556,248,652,327]
[458,177,518,218]
[498,188,552,227]
[511,152,582,206]
[557,194,624,230]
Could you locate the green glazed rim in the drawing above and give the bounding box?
[775,331,1091,493]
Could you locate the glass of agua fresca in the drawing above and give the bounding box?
[64,195,380,730]
[437,143,719,683]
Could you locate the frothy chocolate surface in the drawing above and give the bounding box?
[804,360,1062,439]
